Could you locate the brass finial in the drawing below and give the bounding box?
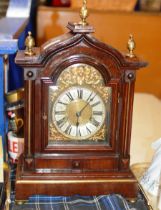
[127,34,136,58]
[25,31,35,56]
[80,0,88,26]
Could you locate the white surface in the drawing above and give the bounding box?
[6,0,31,18]
[8,131,24,161]
[130,93,161,208]
[130,93,161,165]
[140,138,161,196]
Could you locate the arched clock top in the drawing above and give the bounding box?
[39,33,127,67]
[47,56,111,85]
[15,26,147,72]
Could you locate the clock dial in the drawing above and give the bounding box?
[51,86,106,140]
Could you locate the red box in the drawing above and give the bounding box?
[51,0,71,7]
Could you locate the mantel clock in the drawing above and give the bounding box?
[15,1,147,201]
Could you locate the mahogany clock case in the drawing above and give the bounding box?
[15,23,147,200]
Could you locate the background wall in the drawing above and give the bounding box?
[37,6,161,99]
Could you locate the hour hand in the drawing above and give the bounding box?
[76,119,81,137]
[76,111,81,118]
[76,112,80,127]
[76,121,79,127]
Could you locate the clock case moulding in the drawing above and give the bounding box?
[15,22,147,201]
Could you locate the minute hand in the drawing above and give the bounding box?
[77,93,97,116]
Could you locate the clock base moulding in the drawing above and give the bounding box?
[15,155,138,201]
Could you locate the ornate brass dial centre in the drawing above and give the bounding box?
[66,99,92,125]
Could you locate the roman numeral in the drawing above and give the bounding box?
[91,101,101,107]
[93,111,103,116]
[66,92,74,101]
[76,127,81,137]
[65,124,72,135]
[58,101,68,106]
[86,126,91,134]
[77,89,83,99]
[90,117,100,127]
[55,111,66,115]
[87,92,96,102]
[56,117,67,128]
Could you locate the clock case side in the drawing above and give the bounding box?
[15,24,147,200]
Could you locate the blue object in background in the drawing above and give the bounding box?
[8,32,25,91]
[8,0,38,91]
[0,0,36,159]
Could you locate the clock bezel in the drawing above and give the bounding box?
[49,85,107,141]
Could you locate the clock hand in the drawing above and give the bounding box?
[78,93,97,116]
[76,113,82,136]
[76,111,80,126]
[76,116,79,127]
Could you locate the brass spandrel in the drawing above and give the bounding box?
[57,64,104,87]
